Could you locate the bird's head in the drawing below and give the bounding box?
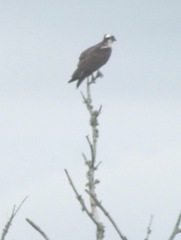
[103,34,116,47]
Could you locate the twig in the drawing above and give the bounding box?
[86,190,128,240]
[168,212,181,240]
[0,196,28,240]
[144,215,153,240]
[64,169,100,227]
[26,218,50,240]
[86,135,95,163]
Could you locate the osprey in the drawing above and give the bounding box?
[68,34,116,88]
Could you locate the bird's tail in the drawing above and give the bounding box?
[68,79,77,83]
[76,79,84,88]
[68,69,85,87]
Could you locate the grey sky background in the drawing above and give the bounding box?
[0,0,181,239]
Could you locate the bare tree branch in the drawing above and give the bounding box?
[144,215,153,240]
[83,76,105,240]
[168,212,181,240]
[26,218,50,240]
[0,196,28,240]
[64,169,100,227]
[66,76,105,240]
[66,74,128,240]
[86,190,128,240]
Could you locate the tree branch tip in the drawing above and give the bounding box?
[97,107,102,115]
[82,154,88,163]
[96,71,103,78]
[144,214,153,240]
[80,91,88,104]
[95,161,102,169]
[80,91,85,98]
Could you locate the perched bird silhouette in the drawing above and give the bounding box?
[68,34,116,88]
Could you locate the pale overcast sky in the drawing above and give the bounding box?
[0,0,181,239]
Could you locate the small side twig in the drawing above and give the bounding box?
[144,215,153,240]
[86,135,95,163]
[26,218,50,240]
[86,190,128,240]
[168,212,181,240]
[0,196,28,240]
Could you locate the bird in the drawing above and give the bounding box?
[68,34,116,88]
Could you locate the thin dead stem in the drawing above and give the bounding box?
[0,196,28,240]
[86,190,128,240]
[144,215,153,240]
[64,169,101,227]
[26,218,50,240]
[168,212,181,240]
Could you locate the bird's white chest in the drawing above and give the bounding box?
[100,39,113,49]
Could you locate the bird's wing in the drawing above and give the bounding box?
[78,42,102,64]
[78,47,112,72]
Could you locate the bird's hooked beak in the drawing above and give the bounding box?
[112,36,116,42]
